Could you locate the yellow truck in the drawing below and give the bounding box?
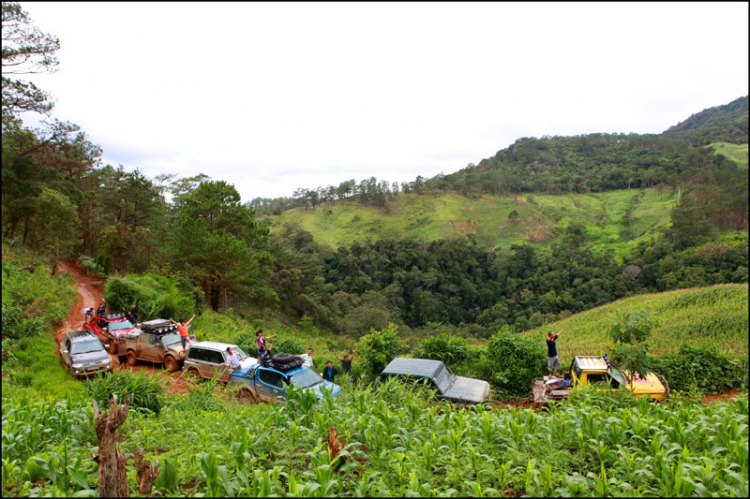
[532,355,669,403]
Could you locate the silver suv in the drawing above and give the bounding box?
[184,341,255,382]
[123,319,191,372]
[60,330,113,377]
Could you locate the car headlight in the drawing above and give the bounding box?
[102,358,112,366]
[72,363,83,369]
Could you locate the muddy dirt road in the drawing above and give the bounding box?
[55,261,189,395]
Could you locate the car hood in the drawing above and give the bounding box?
[442,376,491,404]
[71,350,110,365]
[308,381,341,399]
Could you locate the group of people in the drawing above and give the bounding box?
[82,299,138,326]
[252,329,356,383]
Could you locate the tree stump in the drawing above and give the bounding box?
[134,448,160,497]
[93,393,131,497]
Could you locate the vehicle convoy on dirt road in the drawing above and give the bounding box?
[122,318,193,372]
[532,355,669,403]
[229,354,341,402]
[184,341,256,381]
[377,358,491,404]
[83,312,138,353]
[60,330,114,377]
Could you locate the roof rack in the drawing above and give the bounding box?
[104,312,126,320]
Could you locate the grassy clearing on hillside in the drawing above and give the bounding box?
[1,248,83,400]
[269,188,676,261]
[707,142,749,169]
[521,284,749,363]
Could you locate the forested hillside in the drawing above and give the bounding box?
[2,0,748,341]
[667,95,749,133]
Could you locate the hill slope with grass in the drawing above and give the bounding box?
[520,284,749,363]
[268,187,676,259]
[707,142,749,169]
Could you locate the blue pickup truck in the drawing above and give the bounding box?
[229,362,341,402]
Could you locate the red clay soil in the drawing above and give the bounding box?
[701,388,746,404]
[55,261,189,396]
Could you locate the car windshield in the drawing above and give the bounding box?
[434,365,455,392]
[108,320,134,332]
[162,332,182,346]
[290,369,324,388]
[71,339,104,355]
[609,366,628,386]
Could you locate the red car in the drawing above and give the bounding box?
[83,313,138,353]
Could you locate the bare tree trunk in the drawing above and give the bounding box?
[134,448,160,497]
[93,393,131,497]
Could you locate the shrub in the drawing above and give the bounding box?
[238,331,305,357]
[78,255,106,277]
[413,332,469,365]
[481,327,546,397]
[86,371,166,414]
[357,323,406,377]
[104,273,198,321]
[651,345,748,394]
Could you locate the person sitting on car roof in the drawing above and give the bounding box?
[83,307,94,324]
[256,330,275,361]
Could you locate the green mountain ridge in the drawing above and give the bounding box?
[666,95,749,133]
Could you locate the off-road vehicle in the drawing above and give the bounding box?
[532,355,669,402]
[83,312,138,353]
[376,358,491,404]
[183,341,256,382]
[60,330,113,377]
[123,318,193,372]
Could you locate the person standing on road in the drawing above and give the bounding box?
[122,301,137,324]
[546,329,564,378]
[97,301,106,317]
[226,346,242,372]
[170,315,195,349]
[322,360,339,383]
[117,335,129,370]
[333,348,357,375]
[83,307,94,324]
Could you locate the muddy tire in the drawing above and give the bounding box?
[164,356,179,372]
[237,387,256,402]
[127,351,138,366]
[185,367,200,380]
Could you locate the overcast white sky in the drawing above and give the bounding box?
[17,2,749,201]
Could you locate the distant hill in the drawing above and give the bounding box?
[520,284,749,362]
[667,95,748,133]
[269,187,676,259]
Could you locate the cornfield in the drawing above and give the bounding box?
[2,378,747,497]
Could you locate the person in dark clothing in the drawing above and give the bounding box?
[546,329,564,377]
[322,360,339,383]
[96,301,106,317]
[122,301,137,324]
[117,335,129,370]
[333,348,357,374]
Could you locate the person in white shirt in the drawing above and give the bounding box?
[83,307,94,324]
[226,347,241,371]
[297,348,314,369]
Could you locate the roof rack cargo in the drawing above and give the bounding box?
[139,318,177,334]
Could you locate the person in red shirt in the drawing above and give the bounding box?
[170,315,195,349]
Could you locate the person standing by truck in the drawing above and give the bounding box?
[122,301,137,325]
[226,346,241,372]
[333,348,356,375]
[546,329,564,378]
[170,315,195,349]
[117,335,129,370]
[322,360,339,383]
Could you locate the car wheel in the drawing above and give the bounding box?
[237,387,256,402]
[127,351,138,366]
[164,356,179,372]
[185,367,201,380]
